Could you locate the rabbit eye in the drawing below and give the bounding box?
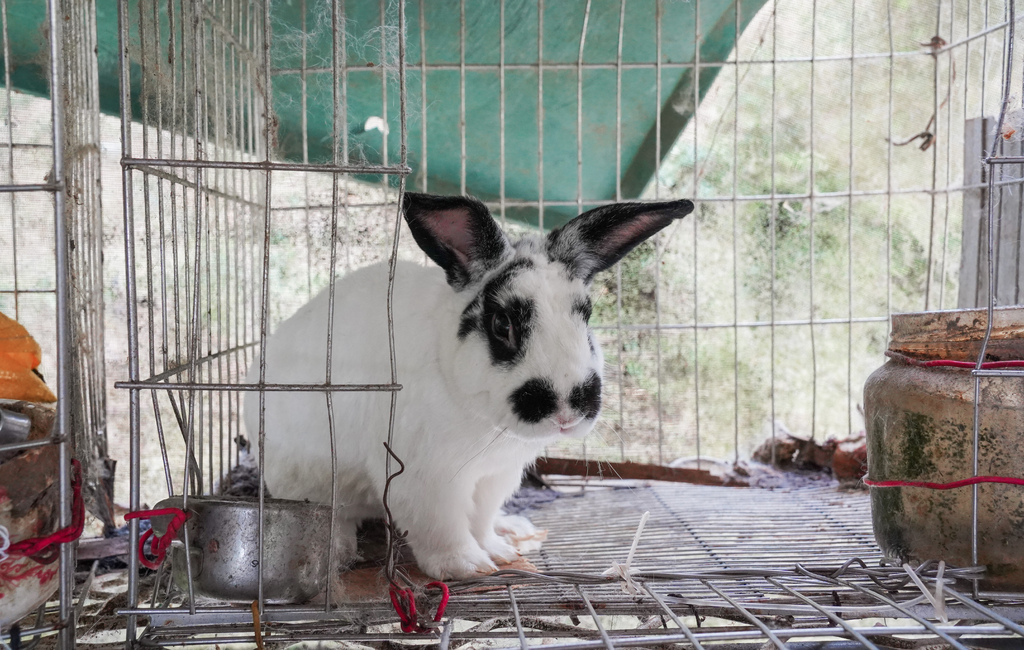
[490,311,516,347]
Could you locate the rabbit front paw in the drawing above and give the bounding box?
[478,531,521,565]
[494,514,538,539]
[415,543,498,580]
[495,514,546,554]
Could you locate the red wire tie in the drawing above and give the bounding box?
[7,459,85,565]
[864,476,1024,490]
[885,350,1024,370]
[427,581,450,622]
[389,581,449,633]
[124,507,190,570]
[389,587,418,633]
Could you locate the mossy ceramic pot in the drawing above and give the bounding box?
[864,306,1024,589]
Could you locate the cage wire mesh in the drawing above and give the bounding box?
[109,0,1024,648]
[0,2,108,492]
[62,0,115,534]
[0,0,106,645]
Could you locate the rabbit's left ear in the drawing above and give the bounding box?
[403,193,512,290]
[546,199,695,283]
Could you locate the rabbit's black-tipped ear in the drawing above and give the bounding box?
[546,199,695,283]
[402,193,512,290]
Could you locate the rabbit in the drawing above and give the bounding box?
[243,192,694,579]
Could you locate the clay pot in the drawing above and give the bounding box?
[864,306,1024,589]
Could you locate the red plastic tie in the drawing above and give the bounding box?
[124,507,190,570]
[388,581,450,633]
[864,475,1024,490]
[8,459,85,565]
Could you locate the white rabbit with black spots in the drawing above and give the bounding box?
[244,193,694,579]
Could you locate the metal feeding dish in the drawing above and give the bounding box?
[153,496,331,605]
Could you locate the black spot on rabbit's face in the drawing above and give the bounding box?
[485,258,535,295]
[458,295,481,340]
[572,297,592,323]
[483,297,534,365]
[509,378,558,423]
[569,373,602,421]
[456,258,535,366]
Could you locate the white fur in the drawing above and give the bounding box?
[244,254,602,579]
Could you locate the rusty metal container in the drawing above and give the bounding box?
[0,402,60,626]
[864,306,1024,589]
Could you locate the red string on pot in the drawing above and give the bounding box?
[886,350,1024,370]
[864,475,1024,490]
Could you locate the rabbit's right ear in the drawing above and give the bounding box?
[546,199,694,283]
[403,193,512,290]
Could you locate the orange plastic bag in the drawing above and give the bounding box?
[0,312,57,403]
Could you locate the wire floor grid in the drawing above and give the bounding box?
[134,482,1024,649]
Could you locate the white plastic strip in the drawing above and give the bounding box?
[903,562,947,623]
[603,511,650,594]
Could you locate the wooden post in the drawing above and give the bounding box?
[960,116,1024,308]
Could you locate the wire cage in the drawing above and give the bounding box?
[0,0,107,645]
[108,0,1024,648]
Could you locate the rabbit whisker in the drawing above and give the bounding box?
[594,418,625,445]
[448,427,510,483]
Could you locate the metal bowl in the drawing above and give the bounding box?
[153,495,331,604]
